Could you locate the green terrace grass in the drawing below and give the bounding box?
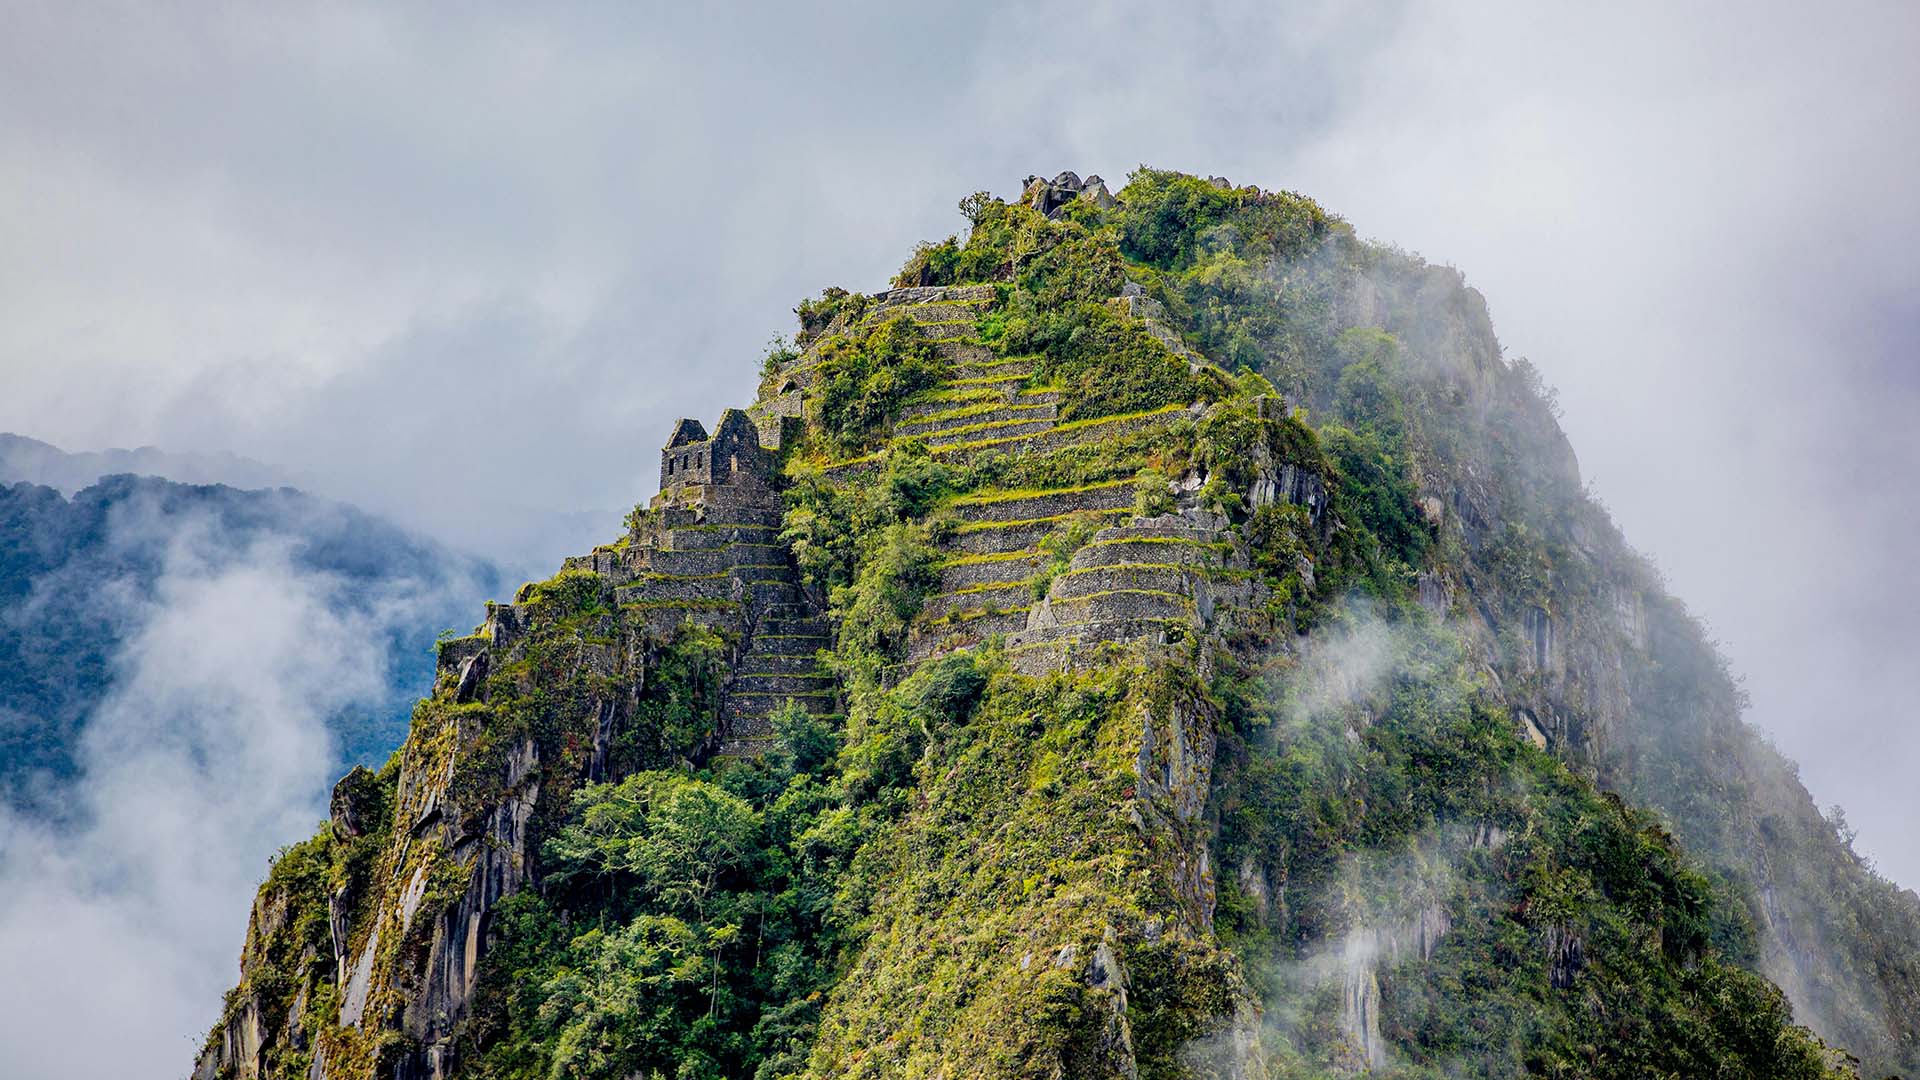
[1079,535,1225,552]
[948,478,1132,506]
[932,550,1043,569]
[830,402,1189,471]
[858,301,983,322]
[903,400,1054,427]
[938,580,1034,599]
[920,415,1057,443]
[1048,587,1196,610]
[946,357,1040,376]
[950,508,1132,535]
[617,598,744,612]
[942,372,1027,389]
[922,602,1031,628]
[1056,561,1192,577]
[900,385,1005,408]
[927,402,1184,455]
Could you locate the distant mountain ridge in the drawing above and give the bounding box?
[0,432,296,494]
[0,468,504,802]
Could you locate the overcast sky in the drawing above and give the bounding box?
[1,0,1914,898]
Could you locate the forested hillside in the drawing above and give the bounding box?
[197,170,1920,1080]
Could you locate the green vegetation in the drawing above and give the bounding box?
[812,316,949,451]
[1212,618,1845,1077]
[202,167,1920,1080]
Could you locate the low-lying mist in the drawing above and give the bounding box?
[0,485,495,1079]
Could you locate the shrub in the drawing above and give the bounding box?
[1134,467,1175,518]
[813,316,948,450]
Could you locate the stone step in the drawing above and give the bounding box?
[923,417,1057,450]
[917,322,976,342]
[948,480,1134,523]
[857,300,988,329]
[747,581,801,607]
[657,506,785,530]
[835,405,1187,478]
[1001,623,1187,676]
[819,402,1185,480]
[936,552,1043,593]
[661,523,781,551]
[752,633,831,657]
[726,689,838,723]
[946,509,1132,556]
[927,405,1187,466]
[905,607,1031,663]
[716,734,780,757]
[758,604,818,624]
[736,651,829,676]
[1050,563,1196,600]
[921,582,1034,624]
[630,569,794,609]
[732,671,837,696]
[874,284,996,305]
[900,386,1015,422]
[616,573,737,604]
[1070,535,1225,570]
[642,544,789,576]
[933,340,997,365]
[1040,588,1194,625]
[716,709,849,757]
[1008,617,1187,658]
[896,401,1055,439]
[761,617,829,638]
[1092,518,1225,543]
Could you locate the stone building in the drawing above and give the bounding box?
[655,408,773,505]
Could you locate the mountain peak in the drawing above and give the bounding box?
[195,169,1918,1080]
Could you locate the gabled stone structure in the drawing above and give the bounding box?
[655,408,774,506]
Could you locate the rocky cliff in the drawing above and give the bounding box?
[197,169,1919,1080]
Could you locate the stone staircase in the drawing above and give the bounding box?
[552,419,841,759]
[719,600,837,756]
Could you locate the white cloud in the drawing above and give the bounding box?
[0,516,415,1080]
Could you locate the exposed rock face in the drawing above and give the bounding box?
[198,386,841,1078]
[329,767,382,839]
[1021,169,1117,217]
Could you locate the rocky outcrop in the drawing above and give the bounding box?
[1021,170,1116,217]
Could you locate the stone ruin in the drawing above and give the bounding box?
[1020,170,1235,219]
[655,407,776,507]
[1022,170,1117,217]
